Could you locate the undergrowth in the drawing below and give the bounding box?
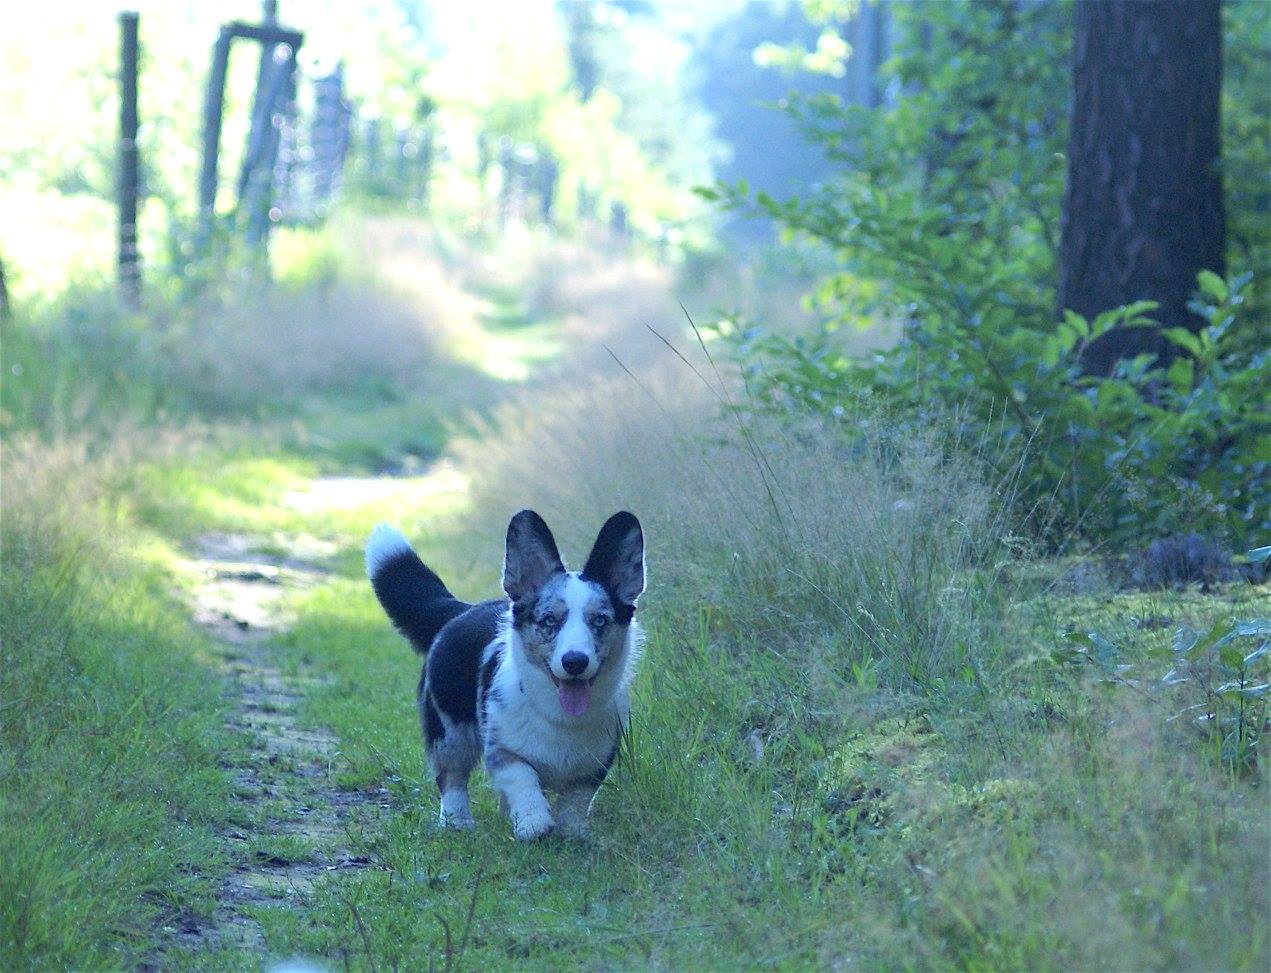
[0,437,241,968]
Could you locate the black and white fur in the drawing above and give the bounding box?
[365,510,645,840]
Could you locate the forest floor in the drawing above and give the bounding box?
[3,218,1268,972]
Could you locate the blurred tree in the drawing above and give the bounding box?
[1058,0,1225,376]
[691,1,846,242]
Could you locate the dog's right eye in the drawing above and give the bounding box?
[537,615,560,633]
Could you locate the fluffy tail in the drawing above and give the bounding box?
[366,524,470,654]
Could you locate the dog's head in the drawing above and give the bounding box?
[502,509,645,717]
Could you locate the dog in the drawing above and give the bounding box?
[365,510,645,840]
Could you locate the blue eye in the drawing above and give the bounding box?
[591,616,609,631]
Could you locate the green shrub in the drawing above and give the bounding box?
[712,272,1269,548]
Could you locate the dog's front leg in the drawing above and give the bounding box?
[553,785,597,839]
[486,748,554,840]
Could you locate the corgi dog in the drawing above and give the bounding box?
[365,510,644,840]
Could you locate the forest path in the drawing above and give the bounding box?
[170,530,386,957]
[154,229,700,966]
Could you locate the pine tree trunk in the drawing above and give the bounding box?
[1057,0,1224,376]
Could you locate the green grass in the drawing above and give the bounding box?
[0,448,245,969]
[3,215,1267,970]
[109,424,1270,971]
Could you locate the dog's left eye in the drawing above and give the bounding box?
[590,616,609,632]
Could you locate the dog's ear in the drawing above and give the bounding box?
[582,511,645,611]
[503,510,565,603]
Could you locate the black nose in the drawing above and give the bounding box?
[561,651,589,676]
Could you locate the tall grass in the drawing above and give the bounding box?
[430,364,1268,969]
[0,435,238,968]
[449,367,1011,695]
[0,221,491,439]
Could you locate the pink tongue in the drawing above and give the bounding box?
[558,680,591,716]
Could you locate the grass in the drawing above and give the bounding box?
[0,438,244,969]
[2,213,1267,970]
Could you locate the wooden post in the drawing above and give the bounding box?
[310,63,350,212]
[243,45,297,246]
[197,26,233,250]
[417,126,434,213]
[250,1,279,116]
[394,127,410,196]
[117,11,141,306]
[239,0,279,200]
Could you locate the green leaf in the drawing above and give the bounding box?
[1219,644,1245,670]
[1243,545,1271,566]
[1232,619,1271,638]
[1063,309,1089,339]
[1186,618,1231,660]
[1162,328,1202,356]
[1166,356,1194,395]
[1196,270,1228,303]
[1067,631,1120,669]
[1243,641,1270,666]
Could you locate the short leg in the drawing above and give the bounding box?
[437,772,475,830]
[486,748,554,840]
[554,785,598,839]
[422,690,478,830]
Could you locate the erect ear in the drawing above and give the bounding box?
[581,511,645,611]
[503,510,565,603]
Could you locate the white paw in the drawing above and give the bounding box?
[439,794,475,830]
[512,808,556,841]
[440,809,475,830]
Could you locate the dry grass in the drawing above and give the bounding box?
[446,361,1009,693]
[174,281,455,413]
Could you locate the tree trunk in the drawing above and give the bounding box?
[1058,0,1224,376]
[0,255,10,319]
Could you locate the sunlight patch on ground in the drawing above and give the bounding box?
[447,316,561,382]
[375,247,561,382]
[279,460,471,516]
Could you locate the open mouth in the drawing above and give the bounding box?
[550,673,596,716]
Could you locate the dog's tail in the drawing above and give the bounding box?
[366,524,470,655]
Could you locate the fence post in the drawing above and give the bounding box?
[417,126,434,213]
[310,62,349,214]
[117,11,141,306]
[197,26,233,250]
[362,117,383,188]
[243,45,297,247]
[538,152,558,225]
[248,0,279,122]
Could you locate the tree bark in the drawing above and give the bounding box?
[1058,0,1224,376]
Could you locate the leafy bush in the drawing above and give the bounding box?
[1058,611,1270,774]
[711,272,1268,548]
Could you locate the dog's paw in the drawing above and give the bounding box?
[440,791,475,830]
[555,815,590,840]
[440,809,475,831]
[511,808,556,841]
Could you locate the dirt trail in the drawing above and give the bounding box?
[168,531,385,955]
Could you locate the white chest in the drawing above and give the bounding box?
[486,677,625,790]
